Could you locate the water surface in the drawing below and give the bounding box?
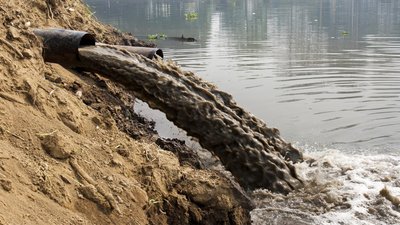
[86,0,400,154]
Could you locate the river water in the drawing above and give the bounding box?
[86,0,400,224]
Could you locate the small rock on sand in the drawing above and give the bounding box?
[0,178,12,192]
[38,132,72,159]
[7,27,20,40]
[22,49,34,59]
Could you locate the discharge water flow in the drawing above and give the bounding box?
[78,45,302,193]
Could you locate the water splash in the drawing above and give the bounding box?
[251,149,400,225]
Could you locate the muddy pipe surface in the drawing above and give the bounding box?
[77,45,304,194]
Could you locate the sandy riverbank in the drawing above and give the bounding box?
[0,1,252,224]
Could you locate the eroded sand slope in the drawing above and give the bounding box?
[0,1,251,224]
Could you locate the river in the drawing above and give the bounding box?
[85,0,400,224]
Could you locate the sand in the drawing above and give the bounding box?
[0,0,251,224]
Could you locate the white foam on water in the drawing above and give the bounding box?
[251,148,400,225]
[134,99,400,224]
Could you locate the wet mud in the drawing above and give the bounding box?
[66,71,157,139]
[156,137,204,169]
[60,70,205,168]
[77,45,303,193]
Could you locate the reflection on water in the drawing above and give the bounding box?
[86,0,400,153]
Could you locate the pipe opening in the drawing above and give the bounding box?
[80,33,96,46]
[155,49,164,59]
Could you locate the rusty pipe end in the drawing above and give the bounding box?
[33,28,95,67]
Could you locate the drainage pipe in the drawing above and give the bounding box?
[33,28,163,66]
